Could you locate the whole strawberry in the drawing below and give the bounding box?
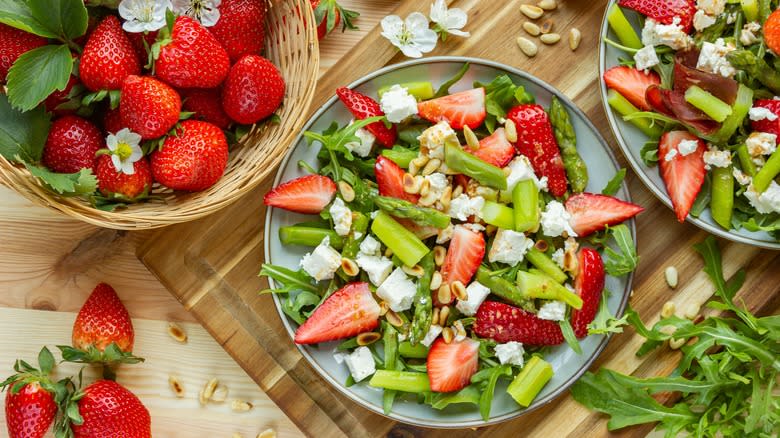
[42,116,104,174]
[1,347,62,438]
[0,23,46,82]
[127,30,157,67]
[120,75,182,140]
[151,120,229,191]
[155,16,230,89]
[79,16,141,91]
[209,0,266,62]
[102,107,126,135]
[222,55,285,125]
[95,155,153,200]
[71,380,151,438]
[181,88,232,129]
[311,0,359,40]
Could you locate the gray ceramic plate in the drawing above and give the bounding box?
[599,2,780,250]
[264,57,636,428]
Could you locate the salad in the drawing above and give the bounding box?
[604,0,780,240]
[261,64,642,420]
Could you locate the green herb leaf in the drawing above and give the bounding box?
[473,74,534,132]
[434,62,470,98]
[24,163,97,196]
[281,291,321,325]
[259,264,318,294]
[602,224,638,277]
[28,0,88,40]
[559,319,582,354]
[478,364,512,421]
[428,385,481,409]
[587,289,629,335]
[601,168,626,196]
[7,44,74,112]
[0,93,51,162]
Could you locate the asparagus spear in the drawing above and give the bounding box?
[727,50,780,94]
[549,96,588,193]
[373,195,451,229]
[410,252,435,345]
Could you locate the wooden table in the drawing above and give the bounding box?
[0,1,397,436]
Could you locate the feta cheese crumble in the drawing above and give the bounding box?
[494,342,525,367]
[344,121,375,157]
[678,139,699,156]
[505,155,546,192]
[537,300,567,321]
[703,148,732,169]
[744,181,780,214]
[641,17,693,50]
[448,194,485,221]
[749,107,778,122]
[634,45,660,71]
[551,248,565,269]
[376,267,417,312]
[359,234,382,256]
[697,39,736,78]
[425,172,450,200]
[664,148,679,162]
[740,21,761,46]
[693,10,717,31]
[380,84,418,123]
[540,200,577,238]
[421,324,443,347]
[356,253,394,286]
[418,121,457,160]
[733,168,752,186]
[746,132,777,157]
[436,223,454,244]
[329,198,352,236]
[456,281,491,316]
[344,346,376,382]
[488,228,534,266]
[300,236,342,281]
[697,0,726,16]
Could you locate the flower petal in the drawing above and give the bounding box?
[106,135,118,151]
[400,45,423,58]
[405,12,431,32]
[429,0,447,24]
[121,160,136,175]
[447,29,470,37]
[445,8,468,30]
[111,155,123,172]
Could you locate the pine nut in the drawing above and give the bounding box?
[463,125,480,150]
[384,247,393,257]
[659,325,676,336]
[403,173,420,194]
[419,178,431,197]
[432,307,440,326]
[504,119,517,142]
[338,181,355,202]
[439,306,451,326]
[563,250,578,273]
[422,159,441,176]
[520,4,544,19]
[540,33,561,44]
[167,322,188,343]
[452,185,463,198]
[440,185,453,209]
[412,155,429,169]
[402,264,425,278]
[540,20,553,34]
[202,378,218,402]
[198,389,208,405]
[379,301,389,316]
[341,258,359,276]
[683,303,700,320]
[211,385,228,402]
[385,309,403,327]
[231,400,253,412]
[661,301,676,319]
[419,191,438,206]
[516,37,538,57]
[168,375,185,398]
[669,337,686,350]
[408,161,420,176]
[569,28,581,51]
[451,281,468,301]
[537,0,557,10]
[664,266,678,288]
[257,429,277,438]
[357,332,381,346]
[437,284,452,305]
[430,272,442,290]
[453,320,467,341]
[522,22,540,36]
[441,327,454,343]
[434,246,447,266]
[534,240,548,252]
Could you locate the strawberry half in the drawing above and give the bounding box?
[294,282,380,344]
[417,88,487,130]
[263,174,337,214]
[336,87,397,147]
[565,193,644,237]
[467,127,515,168]
[507,104,568,197]
[571,248,606,338]
[474,301,564,346]
[618,0,696,32]
[658,130,706,222]
[375,156,419,203]
[426,337,479,393]
[750,99,780,136]
[603,65,661,112]
[440,225,485,288]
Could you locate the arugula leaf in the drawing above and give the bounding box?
[689,174,711,218]
[473,75,534,132]
[0,94,50,162]
[259,264,318,294]
[601,168,626,196]
[7,44,74,112]
[559,319,582,354]
[281,291,321,325]
[305,116,382,181]
[434,62,470,98]
[639,140,659,166]
[24,163,97,196]
[477,364,512,421]
[587,289,629,335]
[602,224,638,277]
[428,385,481,409]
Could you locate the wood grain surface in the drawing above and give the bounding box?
[137,1,780,437]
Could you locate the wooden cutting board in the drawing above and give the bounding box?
[137,1,780,436]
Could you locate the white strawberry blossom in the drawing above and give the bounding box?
[172,0,221,27]
[118,0,172,33]
[429,0,470,39]
[380,12,438,58]
[106,128,143,175]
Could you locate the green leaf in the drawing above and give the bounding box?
[0,0,57,38]
[428,385,481,409]
[37,346,55,374]
[478,365,512,421]
[259,264,318,294]
[0,93,51,162]
[587,290,629,335]
[7,44,74,112]
[24,164,97,196]
[473,74,533,133]
[602,224,638,277]
[434,62,470,98]
[559,319,582,354]
[281,291,321,325]
[601,168,626,196]
[28,0,88,40]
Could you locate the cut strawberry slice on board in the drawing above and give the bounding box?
[263,174,337,214]
[750,99,780,136]
[658,130,706,222]
[565,193,644,237]
[473,301,564,346]
[571,248,606,338]
[507,104,568,197]
[467,127,515,168]
[426,337,479,393]
[603,65,661,112]
[294,282,380,344]
[336,87,397,147]
[440,225,485,288]
[417,88,487,130]
[375,156,420,203]
[618,0,696,32]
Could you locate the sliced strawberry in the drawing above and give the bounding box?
[336,87,396,147]
[571,248,606,338]
[474,301,564,346]
[565,193,644,237]
[765,10,780,55]
[658,131,706,222]
[750,99,780,136]
[263,174,337,214]
[440,225,485,288]
[603,66,661,112]
[507,104,568,197]
[417,88,487,130]
[426,337,479,393]
[467,127,515,168]
[617,0,696,32]
[375,156,419,203]
[294,282,380,344]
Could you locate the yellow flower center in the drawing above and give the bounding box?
[115,142,133,161]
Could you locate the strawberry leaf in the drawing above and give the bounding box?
[0,0,57,38]
[37,346,55,374]
[23,163,98,196]
[27,0,89,40]
[7,44,74,112]
[0,93,51,162]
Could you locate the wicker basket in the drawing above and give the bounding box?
[0,0,319,230]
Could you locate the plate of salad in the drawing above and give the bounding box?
[601,0,780,249]
[261,57,642,427]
